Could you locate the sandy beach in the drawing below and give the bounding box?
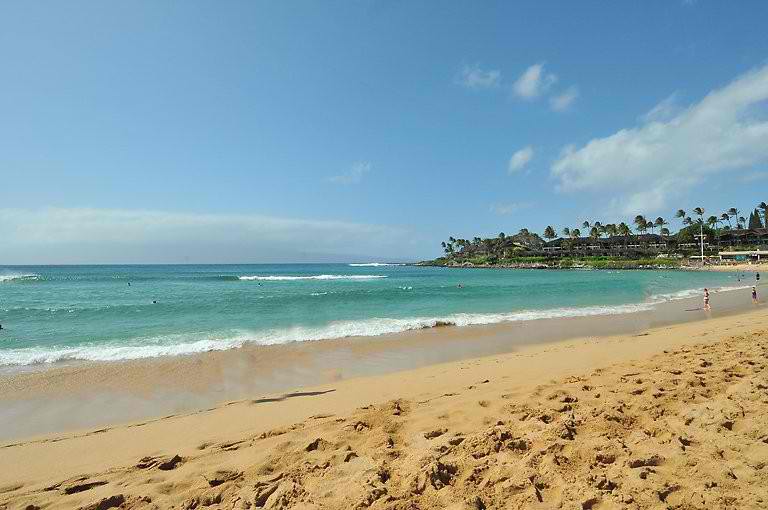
[2,302,768,509]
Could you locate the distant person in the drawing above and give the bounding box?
[0,324,3,331]
[152,300,157,304]
[753,287,758,304]
[128,282,131,286]
[703,288,711,311]
[756,272,760,283]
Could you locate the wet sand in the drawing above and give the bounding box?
[0,284,761,440]
[1,301,767,509]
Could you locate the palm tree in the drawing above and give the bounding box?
[738,216,746,229]
[675,209,686,229]
[759,202,768,226]
[562,227,571,238]
[728,208,740,229]
[634,215,648,235]
[720,212,732,229]
[618,222,632,248]
[654,217,668,239]
[589,226,600,241]
[543,226,556,240]
[582,221,590,230]
[693,207,705,222]
[660,227,670,237]
[683,216,693,226]
[634,215,646,232]
[571,228,581,238]
[646,219,655,235]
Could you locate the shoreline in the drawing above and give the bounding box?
[0,279,762,441]
[2,306,768,508]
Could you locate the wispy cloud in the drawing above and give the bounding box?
[508,146,534,173]
[512,63,557,99]
[740,171,768,183]
[456,64,501,89]
[489,202,531,216]
[639,92,682,123]
[549,86,579,112]
[329,161,372,184]
[0,207,419,264]
[552,64,768,214]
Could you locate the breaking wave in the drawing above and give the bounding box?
[0,273,39,283]
[238,274,388,281]
[0,303,654,366]
[348,263,404,267]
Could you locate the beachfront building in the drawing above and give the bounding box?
[719,250,768,262]
[715,228,768,250]
[541,234,671,256]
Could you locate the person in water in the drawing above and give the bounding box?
[753,286,758,304]
[756,272,760,283]
[703,288,711,311]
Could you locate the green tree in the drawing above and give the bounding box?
[720,212,731,229]
[543,226,556,240]
[759,202,768,226]
[727,207,740,228]
[675,209,687,229]
[693,207,705,225]
[562,227,571,238]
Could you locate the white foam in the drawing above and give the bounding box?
[648,284,752,304]
[0,273,39,283]
[239,274,387,281]
[0,303,654,366]
[348,263,404,267]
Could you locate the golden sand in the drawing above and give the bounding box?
[2,310,768,509]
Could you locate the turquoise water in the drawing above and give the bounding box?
[0,264,744,367]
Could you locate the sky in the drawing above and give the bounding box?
[2,1,768,264]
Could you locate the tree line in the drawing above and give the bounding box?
[440,202,768,256]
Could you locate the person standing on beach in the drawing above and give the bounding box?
[703,288,711,311]
[753,286,758,304]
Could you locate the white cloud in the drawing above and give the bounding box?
[508,146,535,173]
[552,64,768,214]
[457,64,501,89]
[490,202,530,216]
[512,63,557,99]
[740,171,768,183]
[329,161,371,184]
[639,92,681,123]
[0,208,420,264]
[549,86,579,112]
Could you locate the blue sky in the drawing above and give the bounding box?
[2,1,768,263]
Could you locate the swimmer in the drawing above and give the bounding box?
[152,300,157,304]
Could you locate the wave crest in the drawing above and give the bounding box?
[348,263,404,267]
[0,273,39,283]
[239,274,387,281]
[0,303,654,366]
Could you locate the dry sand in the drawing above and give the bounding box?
[704,262,768,273]
[2,310,768,509]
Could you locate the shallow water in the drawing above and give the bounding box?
[0,264,747,367]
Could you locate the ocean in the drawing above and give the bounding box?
[0,264,746,368]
